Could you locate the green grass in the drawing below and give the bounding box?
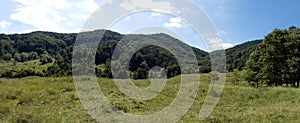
[0,60,53,74]
[0,73,300,122]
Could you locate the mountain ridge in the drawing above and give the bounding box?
[0,30,262,78]
[1,30,263,51]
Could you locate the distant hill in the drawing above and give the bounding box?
[0,30,262,78]
[225,40,263,71]
[0,30,210,78]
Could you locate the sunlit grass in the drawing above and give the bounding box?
[0,60,53,74]
[0,73,300,122]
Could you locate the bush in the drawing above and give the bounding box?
[166,65,180,78]
[28,52,38,60]
[14,53,21,62]
[3,53,12,61]
[20,53,29,62]
[0,69,43,78]
[133,68,148,79]
[40,54,53,65]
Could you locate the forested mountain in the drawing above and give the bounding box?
[0,29,264,79]
[0,30,211,78]
[225,40,263,71]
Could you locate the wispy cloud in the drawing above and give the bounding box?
[163,17,183,28]
[119,0,174,12]
[9,0,98,33]
[207,37,222,44]
[221,42,234,49]
[0,20,12,29]
[206,37,233,50]
[151,12,162,17]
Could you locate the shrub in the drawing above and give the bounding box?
[40,54,53,65]
[3,53,12,61]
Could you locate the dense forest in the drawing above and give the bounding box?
[0,29,262,79]
[0,30,211,79]
[225,40,262,71]
[1,26,299,87]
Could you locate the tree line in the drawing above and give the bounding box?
[0,30,210,79]
[2,27,298,85]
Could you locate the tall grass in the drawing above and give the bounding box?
[0,73,300,122]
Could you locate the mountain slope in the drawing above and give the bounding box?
[0,30,262,78]
[225,40,263,71]
[0,30,210,78]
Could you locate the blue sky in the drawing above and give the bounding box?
[197,0,300,44]
[0,0,299,50]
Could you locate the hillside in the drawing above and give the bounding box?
[225,40,263,71]
[0,30,210,78]
[0,30,264,78]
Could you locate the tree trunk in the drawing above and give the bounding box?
[297,82,299,88]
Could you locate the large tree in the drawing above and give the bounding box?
[245,26,300,87]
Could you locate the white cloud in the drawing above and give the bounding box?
[0,21,12,29]
[206,37,222,51]
[151,12,162,16]
[120,0,136,11]
[163,17,182,28]
[107,0,113,5]
[207,37,221,44]
[120,0,174,12]
[170,17,181,23]
[9,0,99,33]
[124,16,131,22]
[75,0,99,13]
[206,37,234,50]
[220,30,226,34]
[222,42,234,49]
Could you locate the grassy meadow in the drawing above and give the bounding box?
[1,73,300,122]
[0,60,53,74]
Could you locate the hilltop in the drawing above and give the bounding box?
[0,30,261,78]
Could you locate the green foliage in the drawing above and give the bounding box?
[29,52,38,60]
[0,40,14,58]
[226,40,262,71]
[166,64,180,77]
[133,67,148,79]
[14,53,21,62]
[233,69,239,85]
[40,54,53,65]
[3,53,12,61]
[245,26,300,87]
[0,69,43,78]
[19,52,29,62]
[0,30,212,79]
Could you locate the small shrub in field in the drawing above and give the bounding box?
[70,93,79,101]
[62,86,74,93]
[16,113,33,123]
[133,101,145,109]
[112,101,129,113]
[17,97,33,106]
[6,94,17,100]
[46,90,56,95]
